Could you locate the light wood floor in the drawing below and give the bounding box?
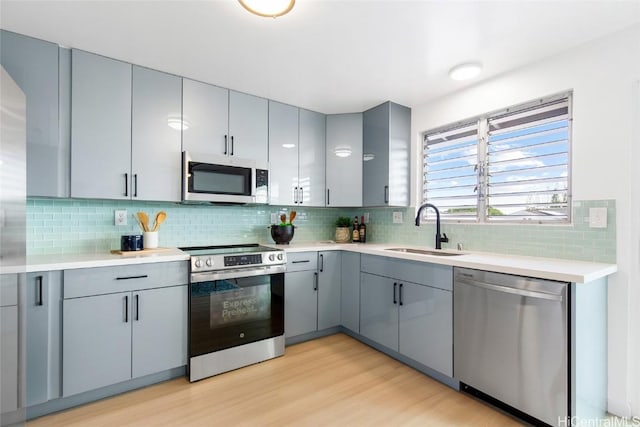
[29,334,524,426]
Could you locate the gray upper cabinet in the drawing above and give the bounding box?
[326,113,363,207]
[182,78,229,156]
[131,66,182,202]
[182,81,268,164]
[229,90,268,163]
[23,272,62,407]
[0,30,69,198]
[298,109,326,207]
[71,50,132,200]
[268,101,299,206]
[269,102,326,207]
[363,102,411,207]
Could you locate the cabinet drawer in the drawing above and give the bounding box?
[64,261,188,299]
[286,252,318,272]
[361,255,452,291]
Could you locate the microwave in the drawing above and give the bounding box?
[182,151,268,204]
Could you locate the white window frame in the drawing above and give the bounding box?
[421,92,573,224]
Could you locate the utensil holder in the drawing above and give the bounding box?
[143,231,159,249]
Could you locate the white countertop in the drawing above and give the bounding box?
[25,243,617,284]
[267,242,617,283]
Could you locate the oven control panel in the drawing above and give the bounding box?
[224,254,262,267]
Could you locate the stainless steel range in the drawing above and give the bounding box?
[181,244,286,382]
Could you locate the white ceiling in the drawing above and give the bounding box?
[1,0,639,114]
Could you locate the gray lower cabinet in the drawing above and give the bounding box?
[23,272,62,407]
[0,30,69,198]
[340,252,361,333]
[1,274,19,416]
[62,262,188,397]
[284,251,341,339]
[360,255,453,376]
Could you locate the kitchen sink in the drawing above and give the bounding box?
[385,248,465,256]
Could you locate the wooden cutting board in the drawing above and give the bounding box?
[110,247,173,256]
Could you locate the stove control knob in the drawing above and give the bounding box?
[268,254,275,261]
[205,258,213,267]
[194,259,203,268]
[277,253,284,261]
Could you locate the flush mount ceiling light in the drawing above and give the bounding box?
[448,62,483,81]
[334,147,352,158]
[238,0,295,18]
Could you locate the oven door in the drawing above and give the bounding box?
[182,151,256,204]
[189,266,285,358]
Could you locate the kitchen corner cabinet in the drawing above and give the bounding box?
[285,251,341,339]
[363,102,411,207]
[360,255,453,376]
[269,103,326,207]
[340,252,361,333]
[326,113,363,207]
[62,262,188,397]
[22,272,63,407]
[0,30,70,198]
[71,51,182,201]
[182,79,268,164]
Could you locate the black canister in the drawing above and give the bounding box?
[121,234,144,251]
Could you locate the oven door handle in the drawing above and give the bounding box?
[190,264,286,282]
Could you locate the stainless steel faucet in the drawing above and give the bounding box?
[415,203,449,249]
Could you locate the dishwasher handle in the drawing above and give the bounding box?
[456,277,563,302]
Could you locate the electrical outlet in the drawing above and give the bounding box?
[270,213,278,224]
[115,210,128,226]
[363,212,370,224]
[588,207,607,228]
[392,211,403,224]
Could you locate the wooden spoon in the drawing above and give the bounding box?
[137,211,150,232]
[153,211,167,231]
[289,211,297,223]
[280,213,287,224]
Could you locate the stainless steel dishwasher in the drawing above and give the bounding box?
[454,267,569,426]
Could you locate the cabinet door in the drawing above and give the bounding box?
[71,50,132,199]
[228,90,268,163]
[284,271,318,337]
[0,30,68,198]
[340,252,360,333]
[132,285,187,378]
[1,305,18,414]
[317,252,341,330]
[298,109,326,207]
[131,66,182,202]
[24,271,62,406]
[182,78,229,156]
[268,101,299,206]
[63,292,131,396]
[399,282,452,376]
[360,272,398,351]
[363,102,390,206]
[325,113,363,207]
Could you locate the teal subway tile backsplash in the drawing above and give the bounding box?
[27,198,615,264]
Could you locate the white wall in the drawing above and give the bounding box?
[411,24,640,417]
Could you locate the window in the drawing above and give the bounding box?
[422,93,572,223]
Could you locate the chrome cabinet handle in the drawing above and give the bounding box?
[299,187,303,205]
[293,186,298,204]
